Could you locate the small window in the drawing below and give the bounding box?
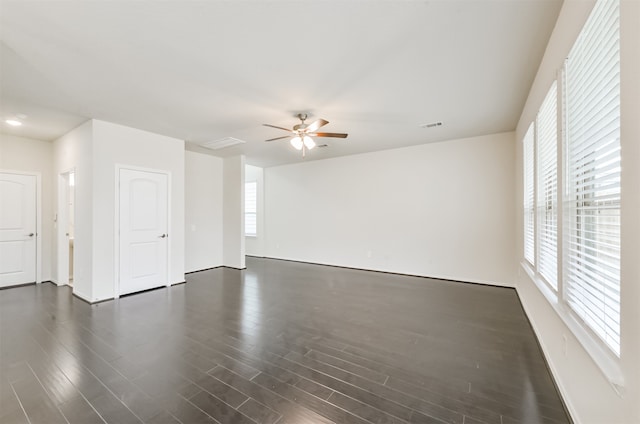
[523,123,535,265]
[245,181,257,237]
[536,82,558,290]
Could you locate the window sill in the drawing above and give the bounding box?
[520,261,625,393]
[245,235,257,238]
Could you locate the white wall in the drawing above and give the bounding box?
[264,132,516,286]
[91,120,185,301]
[620,1,640,420]
[53,121,93,300]
[223,155,245,269]
[0,134,53,281]
[514,1,640,422]
[245,164,265,257]
[185,151,223,272]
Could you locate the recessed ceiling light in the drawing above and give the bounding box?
[6,119,22,126]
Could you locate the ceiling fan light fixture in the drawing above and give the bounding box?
[303,136,315,150]
[290,136,303,150]
[265,114,347,156]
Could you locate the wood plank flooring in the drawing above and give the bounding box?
[0,257,570,424]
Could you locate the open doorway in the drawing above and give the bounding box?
[57,170,75,286]
[67,172,75,285]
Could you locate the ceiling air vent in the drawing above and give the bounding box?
[419,121,443,129]
[200,137,246,150]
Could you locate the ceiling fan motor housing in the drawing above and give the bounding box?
[293,113,308,131]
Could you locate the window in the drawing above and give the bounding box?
[523,0,621,359]
[537,82,558,290]
[523,124,535,265]
[245,181,257,237]
[564,0,621,355]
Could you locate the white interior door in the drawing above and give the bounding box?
[0,173,36,287]
[119,169,168,295]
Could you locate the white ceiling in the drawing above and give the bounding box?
[0,0,562,167]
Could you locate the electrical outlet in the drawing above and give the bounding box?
[563,335,568,357]
[367,250,372,258]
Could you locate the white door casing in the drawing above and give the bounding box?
[57,171,73,286]
[118,168,169,295]
[0,173,36,287]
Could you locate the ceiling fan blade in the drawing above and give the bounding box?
[310,132,348,138]
[305,119,329,133]
[265,135,291,142]
[263,123,294,132]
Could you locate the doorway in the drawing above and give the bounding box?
[117,167,169,296]
[0,172,37,287]
[57,170,75,286]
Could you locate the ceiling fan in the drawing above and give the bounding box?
[263,113,348,156]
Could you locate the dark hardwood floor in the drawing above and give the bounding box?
[0,257,570,424]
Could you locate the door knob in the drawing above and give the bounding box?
[28,233,34,237]
[159,234,167,238]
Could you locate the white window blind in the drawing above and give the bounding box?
[523,123,535,265]
[537,82,558,290]
[564,0,620,355]
[245,181,257,236]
